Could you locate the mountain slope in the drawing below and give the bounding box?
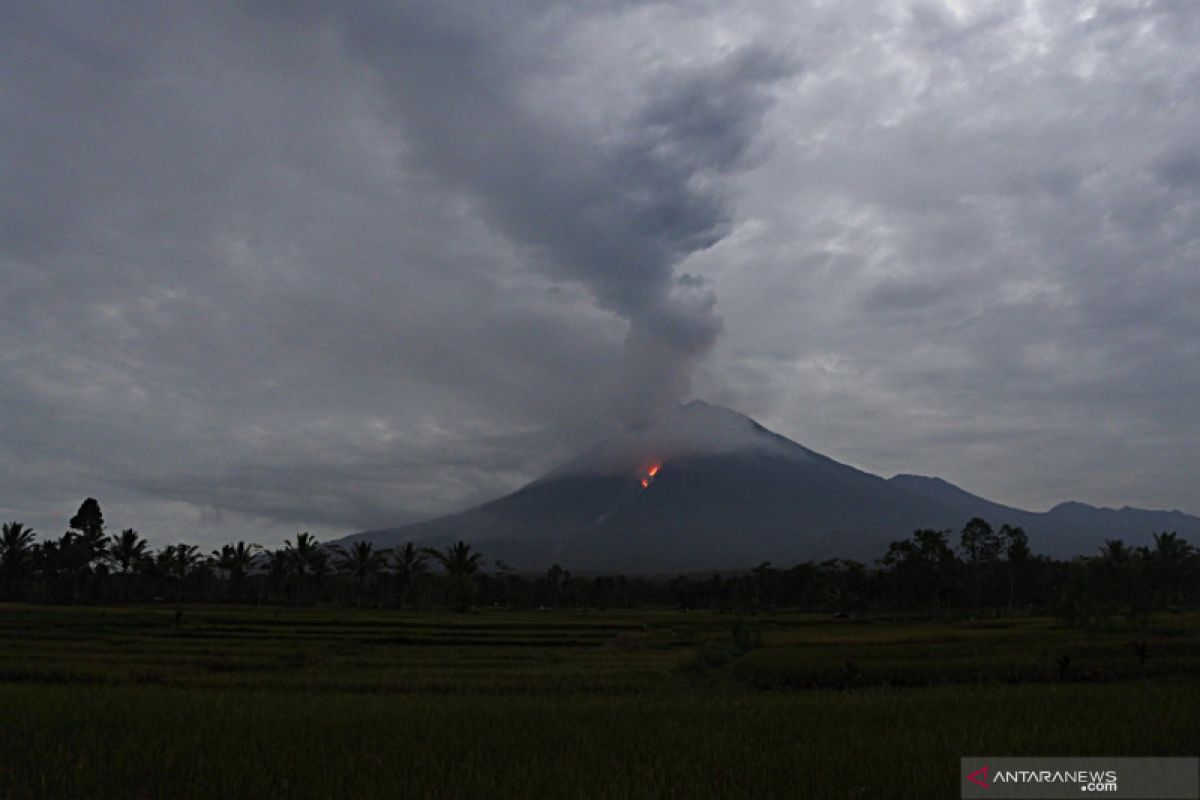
[341,402,1200,571]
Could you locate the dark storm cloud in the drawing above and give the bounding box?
[2,0,1198,547]
[700,0,1200,514]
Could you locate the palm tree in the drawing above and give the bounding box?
[1150,531,1195,607]
[331,541,389,606]
[212,541,261,602]
[1152,531,1193,563]
[390,542,428,610]
[282,533,328,604]
[1091,538,1139,621]
[1100,539,1131,565]
[212,541,260,579]
[283,533,321,578]
[109,529,149,574]
[426,541,483,611]
[427,540,483,576]
[261,548,289,603]
[158,544,203,606]
[51,530,105,603]
[161,544,202,580]
[1,521,36,596]
[105,528,149,601]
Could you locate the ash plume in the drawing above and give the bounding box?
[315,4,793,424]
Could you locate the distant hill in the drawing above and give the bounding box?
[888,474,1200,559]
[338,401,1200,572]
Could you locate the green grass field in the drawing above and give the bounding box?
[1,605,1197,798]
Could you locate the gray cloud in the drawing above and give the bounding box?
[1,0,1197,548]
[698,0,1200,515]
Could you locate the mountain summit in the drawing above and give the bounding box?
[340,402,1200,572]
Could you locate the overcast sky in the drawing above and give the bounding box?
[3,1,1198,548]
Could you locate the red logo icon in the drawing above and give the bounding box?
[967,765,989,788]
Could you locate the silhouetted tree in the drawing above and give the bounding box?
[158,544,203,605]
[750,561,776,610]
[1100,539,1131,565]
[390,542,428,609]
[212,541,260,602]
[1149,531,1195,608]
[543,563,571,607]
[280,532,328,604]
[37,530,105,603]
[960,517,1001,606]
[69,498,108,560]
[0,521,36,598]
[881,529,958,608]
[332,541,389,606]
[427,541,482,611]
[109,529,148,574]
[960,517,999,564]
[261,548,289,603]
[820,559,870,613]
[283,533,321,577]
[70,498,104,535]
[999,524,1030,607]
[105,528,149,601]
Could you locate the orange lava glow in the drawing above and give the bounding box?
[639,462,662,489]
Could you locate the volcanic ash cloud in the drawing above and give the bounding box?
[325,5,794,423]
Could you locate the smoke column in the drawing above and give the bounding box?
[316,3,792,424]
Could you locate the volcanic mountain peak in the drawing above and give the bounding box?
[544,400,810,480]
[340,401,1200,571]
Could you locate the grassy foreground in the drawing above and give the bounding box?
[1,605,1197,798]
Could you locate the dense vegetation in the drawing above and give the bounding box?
[2,498,1196,624]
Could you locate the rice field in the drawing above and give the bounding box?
[1,604,1197,798]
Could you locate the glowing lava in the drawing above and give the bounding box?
[640,463,662,489]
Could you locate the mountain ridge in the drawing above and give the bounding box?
[338,402,1200,571]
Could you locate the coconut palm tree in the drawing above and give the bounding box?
[46,529,106,603]
[212,541,259,579]
[105,528,149,601]
[1,521,36,597]
[1150,531,1195,607]
[109,528,149,574]
[426,541,483,611]
[283,532,321,577]
[1,521,35,569]
[161,544,202,580]
[157,544,204,607]
[390,542,428,609]
[261,548,289,603]
[1100,539,1131,565]
[212,541,261,602]
[331,541,389,606]
[282,533,329,604]
[1152,531,1193,563]
[1091,538,1141,620]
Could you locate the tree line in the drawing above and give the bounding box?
[1,498,1195,623]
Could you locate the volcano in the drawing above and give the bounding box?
[338,401,1200,572]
